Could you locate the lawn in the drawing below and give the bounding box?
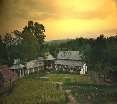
[46,73,94,84]
[0,75,66,104]
[0,73,117,104]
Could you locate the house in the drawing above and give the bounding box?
[10,59,25,78]
[44,53,55,70]
[0,65,18,89]
[55,51,87,73]
[25,57,44,74]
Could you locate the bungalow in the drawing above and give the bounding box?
[55,51,87,73]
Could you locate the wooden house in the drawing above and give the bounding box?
[55,51,87,73]
[25,57,44,74]
[10,59,25,78]
[0,65,18,89]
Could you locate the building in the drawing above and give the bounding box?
[44,53,55,70]
[0,65,18,89]
[25,57,44,74]
[10,59,25,78]
[55,51,87,73]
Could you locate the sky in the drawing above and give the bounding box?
[0,0,117,40]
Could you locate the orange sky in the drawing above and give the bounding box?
[0,0,117,40]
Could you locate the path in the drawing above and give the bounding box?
[65,90,77,104]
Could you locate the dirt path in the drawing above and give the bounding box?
[65,90,77,104]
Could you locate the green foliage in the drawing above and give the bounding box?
[47,35,117,72]
[0,20,46,65]
[0,35,8,65]
[46,74,94,84]
[16,20,46,61]
[64,83,117,104]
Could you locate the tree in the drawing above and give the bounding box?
[0,35,8,65]
[18,21,46,61]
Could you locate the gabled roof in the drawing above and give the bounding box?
[57,51,82,60]
[45,54,55,60]
[26,60,44,69]
[10,64,25,70]
[55,60,83,66]
[0,66,18,81]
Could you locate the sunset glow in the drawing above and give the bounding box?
[0,0,117,40]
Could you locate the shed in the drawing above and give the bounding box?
[0,65,18,88]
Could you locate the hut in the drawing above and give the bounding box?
[0,65,18,89]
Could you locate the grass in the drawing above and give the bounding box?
[69,84,117,104]
[0,73,117,104]
[0,76,66,104]
[46,73,94,84]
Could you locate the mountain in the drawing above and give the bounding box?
[45,39,72,45]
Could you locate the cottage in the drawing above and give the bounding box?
[55,51,87,73]
[0,65,18,89]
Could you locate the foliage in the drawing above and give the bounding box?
[47,35,117,72]
[46,74,94,84]
[0,21,46,65]
[0,35,8,65]
[64,83,117,104]
[0,78,66,104]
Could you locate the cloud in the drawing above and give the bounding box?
[0,0,59,34]
[57,0,116,20]
[0,0,56,24]
[0,0,117,40]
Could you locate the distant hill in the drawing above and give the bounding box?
[45,39,72,45]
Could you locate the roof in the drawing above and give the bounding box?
[0,66,18,82]
[0,65,8,70]
[10,64,25,70]
[55,60,83,66]
[26,60,44,69]
[45,54,55,60]
[13,59,21,65]
[57,51,82,60]
[38,57,44,60]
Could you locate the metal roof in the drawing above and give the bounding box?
[10,64,25,70]
[55,60,83,66]
[45,54,55,60]
[57,51,82,60]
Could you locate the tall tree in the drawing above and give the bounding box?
[0,35,8,65]
[18,21,46,61]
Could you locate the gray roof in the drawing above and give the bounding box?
[55,60,82,66]
[38,57,44,60]
[45,54,55,60]
[26,60,44,69]
[10,64,25,69]
[57,51,82,60]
